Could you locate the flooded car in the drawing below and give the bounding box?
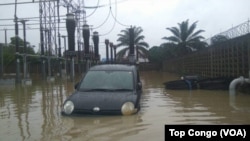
[61,64,142,116]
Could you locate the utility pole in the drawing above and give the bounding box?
[57,0,62,77]
[0,44,3,78]
[19,20,28,80]
[61,35,67,76]
[4,28,7,46]
[14,0,21,84]
[110,42,113,64]
[113,45,117,63]
[105,39,109,64]
[39,2,46,80]
[0,29,7,77]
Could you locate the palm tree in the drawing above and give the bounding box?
[162,19,207,55]
[116,26,149,61]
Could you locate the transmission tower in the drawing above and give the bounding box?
[39,0,58,56]
[75,0,86,58]
[39,0,60,79]
[39,0,87,78]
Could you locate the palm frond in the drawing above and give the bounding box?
[137,42,149,48]
[164,36,181,43]
[189,30,205,39]
[166,27,180,39]
[187,21,197,34]
[163,19,205,54]
[116,48,129,59]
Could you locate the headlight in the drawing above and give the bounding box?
[63,101,74,115]
[121,102,135,115]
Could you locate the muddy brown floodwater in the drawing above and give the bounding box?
[0,71,250,141]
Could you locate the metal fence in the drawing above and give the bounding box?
[205,20,250,45]
[163,33,250,78]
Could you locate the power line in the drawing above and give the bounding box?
[0,22,40,27]
[0,26,68,31]
[98,0,117,36]
[99,15,116,36]
[0,0,131,38]
[85,0,100,18]
[90,0,130,36]
[81,0,128,9]
[110,0,130,27]
[0,0,57,6]
[92,6,111,29]
[0,15,67,21]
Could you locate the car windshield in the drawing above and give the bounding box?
[79,70,134,91]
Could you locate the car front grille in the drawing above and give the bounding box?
[73,109,122,115]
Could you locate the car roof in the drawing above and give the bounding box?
[89,64,137,71]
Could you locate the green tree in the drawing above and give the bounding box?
[3,36,37,66]
[116,26,149,61]
[148,43,176,65]
[3,46,16,65]
[9,36,35,54]
[162,19,207,55]
[148,46,163,63]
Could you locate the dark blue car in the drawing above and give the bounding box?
[61,64,142,116]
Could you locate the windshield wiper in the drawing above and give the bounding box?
[112,88,133,91]
[82,88,132,92]
[82,88,114,92]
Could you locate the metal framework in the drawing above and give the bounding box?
[73,0,86,61]
[206,20,250,45]
[37,0,87,78]
[60,0,87,57]
[38,0,87,55]
[219,20,250,39]
[39,0,58,56]
[164,34,250,78]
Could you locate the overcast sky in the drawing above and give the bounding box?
[0,0,250,58]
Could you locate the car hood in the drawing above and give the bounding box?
[68,91,138,110]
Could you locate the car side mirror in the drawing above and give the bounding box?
[137,82,142,90]
[74,82,79,90]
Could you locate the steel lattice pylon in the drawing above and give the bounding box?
[39,0,87,55]
[39,0,60,79]
[39,0,86,78]
[39,0,58,56]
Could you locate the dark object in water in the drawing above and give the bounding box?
[181,75,200,80]
[197,77,234,90]
[163,79,198,90]
[238,83,250,94]
[163,76,234,90]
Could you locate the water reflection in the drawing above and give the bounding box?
[0,71,250,141]
[141,71,250,124]
[229,92,250,112]
[58,115,146,141]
